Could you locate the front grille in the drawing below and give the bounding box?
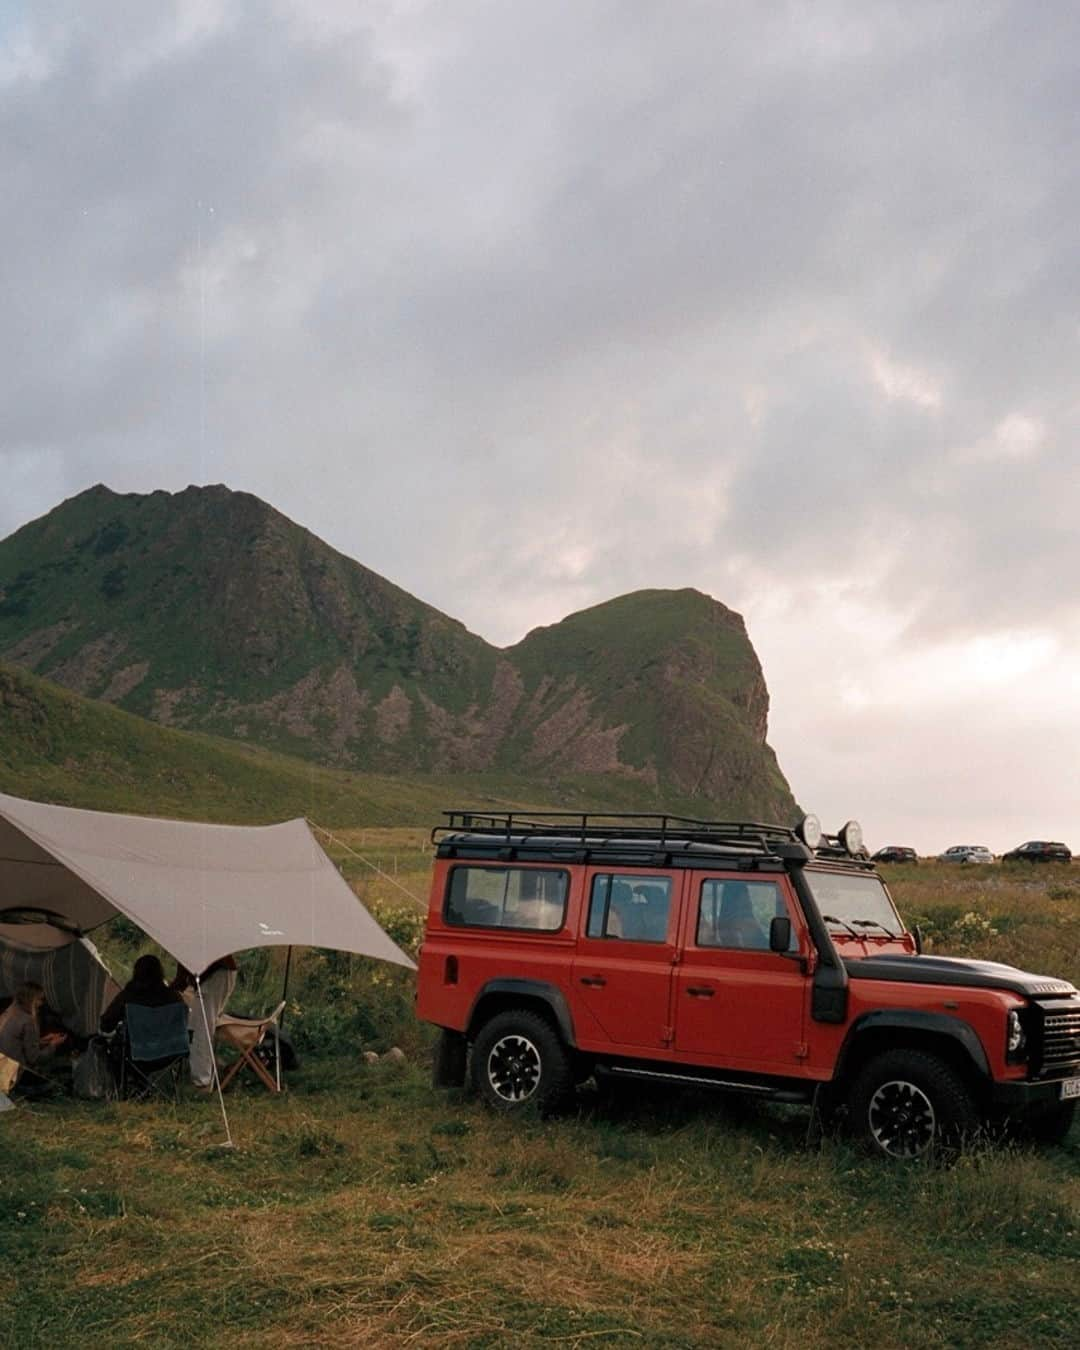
[1041,1009,1080,1074]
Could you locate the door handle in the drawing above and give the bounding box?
[686,985,714,998]
[579,975,607,988]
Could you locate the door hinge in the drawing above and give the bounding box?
[661,1025,674,1044]
[794,1043,809,1061]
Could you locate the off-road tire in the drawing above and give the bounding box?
[848,1049,980,1159]
[470,1009,573,1114]
[1024,1101,1076,1147]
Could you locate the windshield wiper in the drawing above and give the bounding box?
[823,914,860,939]
[851,919,897,938]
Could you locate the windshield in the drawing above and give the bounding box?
[804,869,904,938]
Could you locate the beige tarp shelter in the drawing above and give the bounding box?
[0,792,416,973]
[0,793,416,1138]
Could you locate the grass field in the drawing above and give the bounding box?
[3,857,1078,1348]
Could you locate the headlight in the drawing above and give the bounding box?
[1007,1010,1026,1057]
[839,820,864,855]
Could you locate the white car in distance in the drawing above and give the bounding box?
[938,844,995,864]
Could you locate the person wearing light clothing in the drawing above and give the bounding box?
[172,956,238,1089]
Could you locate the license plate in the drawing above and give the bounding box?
[1062,1077,1080,1101]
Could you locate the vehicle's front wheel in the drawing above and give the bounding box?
[848,1050,980,1159]
[470,1009,573,1114]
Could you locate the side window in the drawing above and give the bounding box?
[586,875,672,942]
[444,866,568,930]
[696,879,795,951]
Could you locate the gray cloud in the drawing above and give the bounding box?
[2,0,1079,848]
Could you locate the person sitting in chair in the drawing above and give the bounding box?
[100,954,184,1033]
[0,982,67,1095]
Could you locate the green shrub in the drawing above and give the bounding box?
[910,907,999,956]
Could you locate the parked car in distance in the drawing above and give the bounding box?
[871,846,918,864]
[1002,840,1072,864]
[939,845,995,864]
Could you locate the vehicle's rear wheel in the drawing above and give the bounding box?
[470,1009,572,1114]
[848,1049,980,1159]
[1024,1101,1076,1147]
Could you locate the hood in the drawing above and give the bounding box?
[843,953,1077,1000]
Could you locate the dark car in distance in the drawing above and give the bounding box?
[871,846,918,864]
[1003,841,1072,864]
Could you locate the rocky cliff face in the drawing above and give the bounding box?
[0,485,797,820]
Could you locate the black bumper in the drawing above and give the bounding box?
[991,1077,1078,1108]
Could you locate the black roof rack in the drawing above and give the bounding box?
[433,809,804,858]
[432,810,873,869]
[435,810,797,847]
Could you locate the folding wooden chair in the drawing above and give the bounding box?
[214,1001,287,1094]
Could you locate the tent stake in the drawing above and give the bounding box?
[195,975,234,1150]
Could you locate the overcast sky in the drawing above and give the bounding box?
[3,1,1079,852]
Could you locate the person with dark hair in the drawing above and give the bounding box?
[100,954,184,1033]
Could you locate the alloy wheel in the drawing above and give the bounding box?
[868,1078,936,1157]
[486,1033,542,1103]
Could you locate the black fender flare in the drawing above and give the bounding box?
[467,979,576,1048]
[833,1010,991,1085]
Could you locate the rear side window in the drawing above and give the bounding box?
[696,879,794,951]
[444,866,569,931]
[586,875,672,942]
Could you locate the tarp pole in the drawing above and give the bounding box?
[195,975,233,1149]
[279,945,293,1031]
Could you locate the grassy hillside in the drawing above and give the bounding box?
[508,589,795,817]
[510,588,762,703]
[4,860,1077,1348]
[0,659,442,825]
[0,662,766,827]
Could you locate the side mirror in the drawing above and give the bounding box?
[912,923,924,955]
[769,915,792,953]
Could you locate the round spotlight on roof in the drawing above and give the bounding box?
[839,820,864,855]
[797,814,823,849]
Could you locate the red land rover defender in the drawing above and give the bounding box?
[416,812,1080,1158]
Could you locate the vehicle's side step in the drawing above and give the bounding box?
[604,1063,812,1103]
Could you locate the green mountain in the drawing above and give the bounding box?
[0,485,796,821]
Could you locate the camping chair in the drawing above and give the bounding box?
[120,1002,191,1102]
[214,1001,287,1095]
